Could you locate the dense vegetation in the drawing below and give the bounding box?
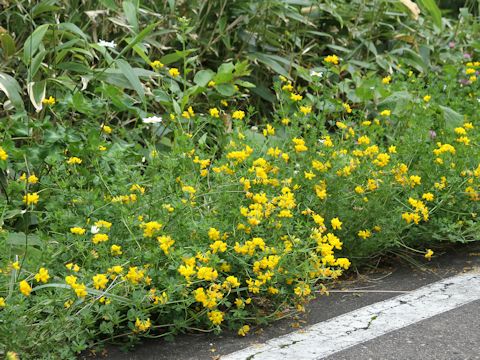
[1,1,479,359]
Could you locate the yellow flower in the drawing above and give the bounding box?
[66,263,80,272]
[142,221,163,237]
[150,60,164,70]
[70,227,86,235]
[19,173,39,184]
[157,235,175,254]
[425,249,434,260]
[23,192,39,205]
[208,227,221,240]
[210,240,227,253]
[169,68,180,77]
[0,146,8,161]
[101,124,112,134]
[423,95,431,102]
[197,266,218,281]
[92,233,109,244]
[135,318,151,332]
[209,107,220,118]
[0,297,5,307]
[208,80,216,87]
[331,217,342,230]
[358,230,371,239]
[12,261,20,270]
[67,157,82,165]
[232,110,245,120]
[380,109,391,116]
[34,268,50,283]
[422,193,434,201]
[294,283,311,297]
[92,274,108,290]
[238,325,250,336]
[342,103,352,113]
[42,96,56,105]
[324,54,339,65]
[290,93,303,101]
[208,310,224,325]
[263,124,275,136]
[281,117,290,125]
[336,258,351,270]
[19,280,32,296]
[73,283,87,297]
[110,244,122,256]
[300,105,312,115]
[382,75,392,84]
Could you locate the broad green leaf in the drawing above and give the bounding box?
[247,53,289,78]
[160,49,196,65]
[0,72,25,111]
[194,69,214,87]
[23,24,49,64]
[27,80,46,112]
[216,83,236,96]
[131,43,151,64]
[57,22,90,41]
[439,105,463,130]
[417,0,442,29]
[378,91,412,113]
[117,59,145,102]
[28,49,47,79]
[6,232,42,247]
[122,1,139,33]
[0,32,16,57]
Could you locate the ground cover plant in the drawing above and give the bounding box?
[1,0,480,359]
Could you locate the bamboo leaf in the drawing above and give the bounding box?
[116,59,145,102]
[0,72,25,111]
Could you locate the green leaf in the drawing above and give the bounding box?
[216,83,236,96]
[6,232,42,247]
[122,1,139,33]
[0,32,16,58]
[247,53,289,78]
[28,49,47,79]
[160,49,196,65]
[57,22,90,41]
[27,80,46,112]
[378,91,412,113]
[439,105,463,130]
[23,24,50,64]
[116,22,158,59]
[116,59,145,102]
[0,72,25,111]
[194,70,215,87]
[417,0,442,29]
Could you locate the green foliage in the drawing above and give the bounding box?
[0,1,480,359]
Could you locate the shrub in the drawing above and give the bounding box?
[1,53,480,358]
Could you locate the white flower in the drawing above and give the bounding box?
[310,70,323,78]
[91,226,99,234]
[97,39,116,48]
[142,116,163,124]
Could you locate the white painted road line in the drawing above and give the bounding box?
[221,271,480,360]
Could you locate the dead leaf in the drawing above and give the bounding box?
[399,0,420,20]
